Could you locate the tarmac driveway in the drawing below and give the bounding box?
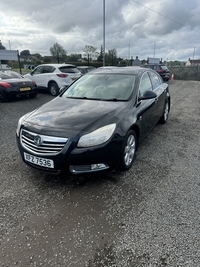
[0,80,200,266]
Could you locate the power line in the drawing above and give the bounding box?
[132,0,200,33]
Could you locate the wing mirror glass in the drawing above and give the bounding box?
[138,90,157,101]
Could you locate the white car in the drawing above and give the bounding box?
[24,64,82,96]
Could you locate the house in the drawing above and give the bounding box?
[132,56,141,66]
[0,64,12,70]
[185,58,200,66]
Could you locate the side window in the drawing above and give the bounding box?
[32,66,42,74]
[149,71,162,90]
[139,72,152,96]
[42,66,54,73]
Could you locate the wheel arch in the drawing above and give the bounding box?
[48,80,58,87]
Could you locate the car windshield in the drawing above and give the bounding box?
[62,73,136,101]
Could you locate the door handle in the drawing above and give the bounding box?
[155,97,158,103]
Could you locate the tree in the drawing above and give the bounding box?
[83,44,97,54]
[0,40,6,50]
[82,44,98,61]
[106,48,117,65]
[32,53,42,60]
[97,45,103,62]
[20,50,31,57]
[67,53,81,62]
[50,43,67,63]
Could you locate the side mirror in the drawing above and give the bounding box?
[138,90,157,101]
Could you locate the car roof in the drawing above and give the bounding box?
[91,66,147,75]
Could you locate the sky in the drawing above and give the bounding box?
[0,0,200,62]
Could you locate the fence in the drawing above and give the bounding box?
[168,66,200,81]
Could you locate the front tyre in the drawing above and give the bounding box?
[49,82,59,96]
[120,130,137,171]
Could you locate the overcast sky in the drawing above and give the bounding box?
[0,0,200,61]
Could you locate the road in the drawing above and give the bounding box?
[0,80,200,266]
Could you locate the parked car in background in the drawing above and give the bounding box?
[143,63,170,81]
[0,71,38,102]
[77,66,96,75]
[24,64,82,96]
[16,66,170,176]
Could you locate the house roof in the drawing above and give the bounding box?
[188,58,200,64]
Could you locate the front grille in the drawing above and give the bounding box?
[20,129,68,156]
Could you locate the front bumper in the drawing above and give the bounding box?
[16,134,123,175]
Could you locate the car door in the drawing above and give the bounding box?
[136,72,160,138]
[148,70,166,118]
[29,66,44,87]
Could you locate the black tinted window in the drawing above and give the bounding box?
[42,66,55,73]
[149,71,162,90]
[160,65,169,71]
[139,72,153,96]
[59,67,80,73]
[32,66,42,74]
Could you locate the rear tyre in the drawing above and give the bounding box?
[159,98,170,124]
[49,82,59,96]
[120,130,137,171]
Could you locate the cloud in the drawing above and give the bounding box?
[0,0,200,61]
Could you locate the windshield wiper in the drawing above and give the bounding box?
[105,98,118,101]
[66,96,88,99]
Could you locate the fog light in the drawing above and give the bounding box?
[69,163,109,174]
[91,164,107,170]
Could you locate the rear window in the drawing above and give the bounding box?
[59,66,80,73]
[144,65,154,69]
[0,72,11,79]
[159,65,169,71]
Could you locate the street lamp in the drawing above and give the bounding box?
[103,0,105,66]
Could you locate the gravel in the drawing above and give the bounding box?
[0,80,200,266]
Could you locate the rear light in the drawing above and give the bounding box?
[56,74,68,78]
[157,70,164,73]
[0,82,12,88]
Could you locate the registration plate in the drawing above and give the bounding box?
[24,152,54,168]
[71,78,77,81]
[20,87,31,91]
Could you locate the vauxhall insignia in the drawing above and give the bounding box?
[34,135,42,146]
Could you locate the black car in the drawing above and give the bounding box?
[0,71,38,101]
[143,64,170,81]
[16,67,170,175]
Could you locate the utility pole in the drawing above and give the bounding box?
[103,0,105,66]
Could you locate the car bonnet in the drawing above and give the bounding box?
[23,96,129,136]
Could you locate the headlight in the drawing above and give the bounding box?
[77,123,116,147]
[16,113,31,136]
